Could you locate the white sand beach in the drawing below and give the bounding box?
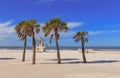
[0,49,120,78]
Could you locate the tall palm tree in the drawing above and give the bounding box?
[73,32,88,63]
[15,21,29,62]
[42,18,69,64]
[27,20,40,64]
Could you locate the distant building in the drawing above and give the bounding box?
[36,37,45,52]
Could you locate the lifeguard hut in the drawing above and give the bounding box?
[36,37,45,52]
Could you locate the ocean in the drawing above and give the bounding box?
[0,46,120,51]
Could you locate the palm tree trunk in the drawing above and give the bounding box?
[22,36,27,62]
[55,33,61,64]
[32,35,36,64]
[81,42,87,63]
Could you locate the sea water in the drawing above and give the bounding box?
[0,46,120,51]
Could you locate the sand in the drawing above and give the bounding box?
[0,49,120,78]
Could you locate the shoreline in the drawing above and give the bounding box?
[0,49,120,51]
[0,46,120,50]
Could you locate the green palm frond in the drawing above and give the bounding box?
[59,22,69,32]
[42,17,69,43]
[50,34,54,43]
[75,38,80,43]
[34,24,40,34]
[50,18,61,27]
[85,38,88,42]
[42,22,53,36]
[15,21,27,40]
[15,20,40,40]
[27,20,40,37]
[73,31,88,43]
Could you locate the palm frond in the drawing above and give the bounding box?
[42,18,69,45]
[73,31,88,43]
[59,22,69,32]
[15,20,40,40]
[34,24,40,34]
[50,34,54,43]
[85,38,88,42]
[74,38,80,43]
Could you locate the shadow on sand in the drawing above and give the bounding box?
[38,58,81,64]
[0,58,16,60]
[62,60,120,64]
[87,60,120,64]
[42,58,120,64]
[44,59,119,64]
[47,58,80,61]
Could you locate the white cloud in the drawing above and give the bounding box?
[68,22,83,28]
[0,21,12,28]
[40,22,83,28]
[0,21,15,40]
[59,31,76,38]
[40,23,44,26]
[89,30,120,35]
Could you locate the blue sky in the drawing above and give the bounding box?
[0,0,120,47]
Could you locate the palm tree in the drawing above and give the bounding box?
[73,32,88,63]
[15,21,29,62]
[27,20,40,64]
[42,18,69,64]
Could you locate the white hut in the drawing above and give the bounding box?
[36,37,45,52]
